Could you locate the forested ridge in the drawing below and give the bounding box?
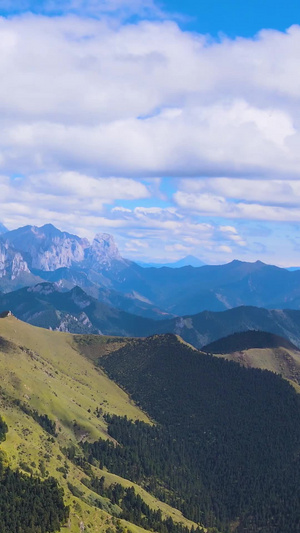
[82,474,205,533]
[0,414,69,533]
[93,334,300,533]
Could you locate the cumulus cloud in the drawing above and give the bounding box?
[0,10,300,264]
[0,16,299,177]
[174,189,300,222]
[0,173,150,231]
[174,178,300,221]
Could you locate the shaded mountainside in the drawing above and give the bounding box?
[0,282,157,336]
[0,315,199,533]
[98,334,300,533]
[202,331,300,386]
[31,270,170,320]
[155,305,300,349]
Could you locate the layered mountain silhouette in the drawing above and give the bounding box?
[3,282,300,352]
[0,283,156,336]
[2,223,300,318]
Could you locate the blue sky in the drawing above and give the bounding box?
[164,0,300,37]
[0,0,300,265]
[1,0,299,35]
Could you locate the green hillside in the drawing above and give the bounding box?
[99,334,300,533]
[202,330,300,385]
[2,315,300,533]
[0,316,198,533]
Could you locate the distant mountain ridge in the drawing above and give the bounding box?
[202,330,300,353]
[202,330,300,386]
[137,255,206,268]
[3,223,300,317]
[4,282,300,353]
[0,282,156,337]
[156,306,300,349]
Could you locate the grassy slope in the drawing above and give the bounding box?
[215,346,300,386]
[0,316,198,533]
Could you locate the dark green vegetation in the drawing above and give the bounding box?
[94,334,300,533]
[202,330,299,353]
[0,468,69,533]
[0,415,69,533]
[0,414,8,441]
[82,476,204,533]
[16,400,57,436]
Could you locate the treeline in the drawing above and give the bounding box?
[82,475,204,533]
[0,414,69,533]
[0,414,8,442]
[96,335,300,532]
[14,400,57,436]
[81,417,226,530]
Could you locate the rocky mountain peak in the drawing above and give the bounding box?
[0,223,129,285]
[0,239,30,280]
[89,233,123,266]
[4,224,90,271]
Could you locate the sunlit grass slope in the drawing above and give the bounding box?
[0,316,198,533]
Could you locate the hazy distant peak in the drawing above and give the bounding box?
[137,254,206,268]
[0,222,8,235]
[90,232,123,264]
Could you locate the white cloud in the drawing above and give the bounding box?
[174,189,300,222]
[0,173,150,232]
[178,178,300,206]
[0,16,299,177]
[174,177,300,222]
[1,11,300,265]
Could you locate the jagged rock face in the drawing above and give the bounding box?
[5,224,125,272]
[33,236,88,271]
[0,240,29,279]
[5,224,90,271]
[87,233,124,269]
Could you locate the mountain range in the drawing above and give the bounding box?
[2,223,300,319]
[4,281,300,353]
